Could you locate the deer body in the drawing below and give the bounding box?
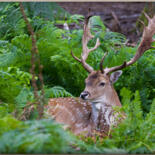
[47,71,123,135]
[46,14,155,136]
[47,97,120,135]
[47,97,93,135]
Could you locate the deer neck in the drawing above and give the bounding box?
[91,87,121,127]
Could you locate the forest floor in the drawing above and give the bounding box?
[58,2,146,43]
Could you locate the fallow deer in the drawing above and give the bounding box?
[46,13,155,136]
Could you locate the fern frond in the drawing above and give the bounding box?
[44,86,73,98]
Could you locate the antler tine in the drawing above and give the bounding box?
[71,14,101,73]
[100,52,107,73]
[71,51,81,63]
[138,19,145,27]
[82,16,100,61]
[143,11,151,21]
[103,13,155,74]
[71,50,94,73]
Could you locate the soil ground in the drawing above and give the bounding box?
[58,2,150,43]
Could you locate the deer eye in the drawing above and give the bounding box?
[99,82,105,86]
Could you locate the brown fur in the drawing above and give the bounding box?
[46,71,122,136]
[46,97,93,135]
[84,71,121,107]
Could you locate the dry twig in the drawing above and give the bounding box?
[19,3,44,119]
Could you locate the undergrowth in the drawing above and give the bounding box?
[0,2,154,154]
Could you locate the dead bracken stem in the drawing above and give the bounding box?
[19,2,44,119]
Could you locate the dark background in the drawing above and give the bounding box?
[58,2,153,43]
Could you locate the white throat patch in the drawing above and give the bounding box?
[95,103,102,110]
[90,96,114,127]
[91,95,108,104]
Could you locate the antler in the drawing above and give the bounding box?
[71,16,100,73]
[100,52,107,73]
[101,13,155,74]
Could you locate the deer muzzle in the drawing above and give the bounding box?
[80,91,90,100]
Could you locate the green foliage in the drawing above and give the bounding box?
[0,2,70,40]
[0,116,104,154]
[22,2,70,21]
[44,86,73,98]
[0,117,72,153]
[1,89,154,153]
[0,3,25,40]
[0,67,31,104]
[0,115,22,136]
[116,49,155,112]
[0,2,154,154]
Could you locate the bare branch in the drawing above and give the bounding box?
[19,2,44,119]
[111,11,122,32]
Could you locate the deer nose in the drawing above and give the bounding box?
[80,91,89,100]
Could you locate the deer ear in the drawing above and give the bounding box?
[110,70,122,83]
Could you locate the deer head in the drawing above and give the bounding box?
[80,70,122,102]
[71,13,155,105]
